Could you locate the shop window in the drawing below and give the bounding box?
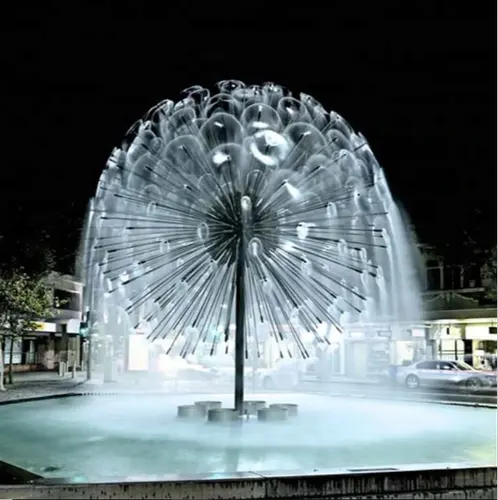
[479,340,497,354]
[3,338,22,365]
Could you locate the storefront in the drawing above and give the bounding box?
[339,324,430,378]
[425,309,497,368]
[423,286,497,366]
[392,327,428,365]
[430,324,465,361]
[2,322,58,371]
[463,321,497,369]
[343,330,391,379]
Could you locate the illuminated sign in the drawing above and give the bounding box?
[349,331,365,339]
[411,328,426,338]
[33,322,57,333]
[128,334,149,371]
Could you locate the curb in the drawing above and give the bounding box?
[0,390,227,405]
[0,392,84,406]
[312,391,497,409]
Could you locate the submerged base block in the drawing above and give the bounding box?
[243,400,266,415]
[270,403,298,417]
[257,407,288,422]
[207,408,240,423]
[177,405,202,419]
[194,401,222,416]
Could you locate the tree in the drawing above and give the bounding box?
[482,246,497,303]
[430,205,497,306]
[0,271,55,388]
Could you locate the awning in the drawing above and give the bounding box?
[425,308,497,322]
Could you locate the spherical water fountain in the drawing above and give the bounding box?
[83,80,422,418]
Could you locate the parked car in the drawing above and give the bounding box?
[396,360,496,390]
[209,366,264,388]
[487,371,498,386]
[260,360,310,390]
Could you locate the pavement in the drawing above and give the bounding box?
[0,372,88,404]
[0,371,232,403]
[0,371,495,407]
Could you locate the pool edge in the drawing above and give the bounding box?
[0,461,495,499]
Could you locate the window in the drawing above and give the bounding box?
[462,264,482,288]
[451,361,474,371]
[426,267,442,291]
[416,361,438,370]
[438,361,456,371]
[489,327,497,335]
[443,266,453,290]
[441,265,465,290]
[54,290,81,311]
[479,340,497,355]
[3,338,22,365]
[451,266,464,289]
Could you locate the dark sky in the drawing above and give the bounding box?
[1,3,496,268]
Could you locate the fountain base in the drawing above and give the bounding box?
[177,405,202,419]
[270,403,298,416]
[207,408,240,423]
[179,400,297,423]
[257,406,289,422]
[243,400,267,415]
[194,400,222,416]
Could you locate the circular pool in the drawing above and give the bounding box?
[0,393,495,479]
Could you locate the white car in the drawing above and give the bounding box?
[396,360,496,390]
[260,362,304,390]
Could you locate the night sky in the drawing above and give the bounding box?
[1,4,496,272]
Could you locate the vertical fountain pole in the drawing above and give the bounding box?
[82,200,95,382]
[85,309,92,381]
[234,227,246,415]
[85,258,97,382]
[234,195,252,415]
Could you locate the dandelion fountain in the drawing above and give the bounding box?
[83,80,422,416]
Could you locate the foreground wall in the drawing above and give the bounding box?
[0,460,41,485]
[0,463,495,499]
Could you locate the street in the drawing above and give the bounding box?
[0,371,495,407]
[297,379,497,406]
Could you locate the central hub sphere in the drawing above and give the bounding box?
[204,193,279,264]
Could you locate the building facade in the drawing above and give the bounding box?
[308,245,496,379]
[421,245,497,369]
